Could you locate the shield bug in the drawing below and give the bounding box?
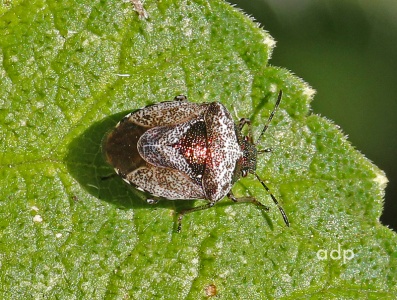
[103,91,289,232]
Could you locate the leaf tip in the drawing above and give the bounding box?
[303,86,316,99]
[263,35,276,49]
[374,170,388,189]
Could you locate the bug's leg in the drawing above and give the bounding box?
[238,118,251,131]
[227,191,270,211]
[238,118,255,143]
[257,148,272,154]
[177,202,215,233]
[174,95,187,101]
[146,198,159,205]
[101,173,118,180]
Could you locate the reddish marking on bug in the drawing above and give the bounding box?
[174,141,207,165]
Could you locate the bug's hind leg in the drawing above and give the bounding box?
[177,202,215,233]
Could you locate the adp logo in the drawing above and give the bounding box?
[316,243,355,264]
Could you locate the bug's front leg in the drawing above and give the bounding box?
[238,118,255,143]
[238,118,252,131]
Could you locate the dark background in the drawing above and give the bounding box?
[228,0,397,231]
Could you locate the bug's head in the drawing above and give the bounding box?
[237,90,283,178]
[234,91,290,227]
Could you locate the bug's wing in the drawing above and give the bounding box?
[125,164,205,200]
[202,103,243,201]
[131,101,208,127]
[137,117,207,186]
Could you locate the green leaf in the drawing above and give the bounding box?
[0,0,395,299]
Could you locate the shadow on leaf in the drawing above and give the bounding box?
[66,111,197,212]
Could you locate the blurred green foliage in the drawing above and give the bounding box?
[229,0,397,231]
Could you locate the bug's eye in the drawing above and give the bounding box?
[242,169,248,177]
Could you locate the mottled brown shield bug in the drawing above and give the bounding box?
[103,91,289,232]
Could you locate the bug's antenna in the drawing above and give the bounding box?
[254,172,290,227]
[256,90,282,145]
